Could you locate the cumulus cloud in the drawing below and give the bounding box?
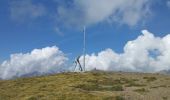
[57,0,152,27]
[1,31,170,79]
[80,30,170,72]
[10,0,46,21]
[0,46,68,79]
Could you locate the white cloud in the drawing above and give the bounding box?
[57,0,152,27]
[167,1,170,9]
[10,0,46,21]
[1,31,170,79]
[0,46,68,79]
[80,30,170,72]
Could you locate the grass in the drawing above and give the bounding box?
[134,88,149,94]
[75,81,123,91]
[150,85,167,88]
[143,76,157,82]
[0,71,169,100]
[162,97,168,100]
[115,96,125,100]
[125,81,146,87]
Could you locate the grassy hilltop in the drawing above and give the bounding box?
[0,71,170,100]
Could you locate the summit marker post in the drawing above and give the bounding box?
[83,26,86,71]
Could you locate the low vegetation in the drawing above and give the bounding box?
[143,76,157,82]
[162,97,168,100]
[0,71,169,100]
[115,96,125,100]
[134,88,149,94]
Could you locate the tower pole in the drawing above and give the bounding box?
[83,26,86,71]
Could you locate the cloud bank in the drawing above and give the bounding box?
[0,46,68,79]
[81,30,170,72]
[57,0,152,27]
[1,31,170,79]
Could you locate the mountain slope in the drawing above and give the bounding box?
[0,71,170,100]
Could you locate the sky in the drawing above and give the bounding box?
[0,0,170,79]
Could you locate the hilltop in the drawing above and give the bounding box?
[0,71,170,100]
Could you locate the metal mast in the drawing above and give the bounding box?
[83,26,86,71]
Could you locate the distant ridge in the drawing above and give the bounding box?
[158,69,170,75]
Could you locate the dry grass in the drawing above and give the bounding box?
[0,71,170,100]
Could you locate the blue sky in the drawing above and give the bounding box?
[1,0,170,79]
[0,0,170,61]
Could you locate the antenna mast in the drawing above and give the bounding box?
[83,26,86,71]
